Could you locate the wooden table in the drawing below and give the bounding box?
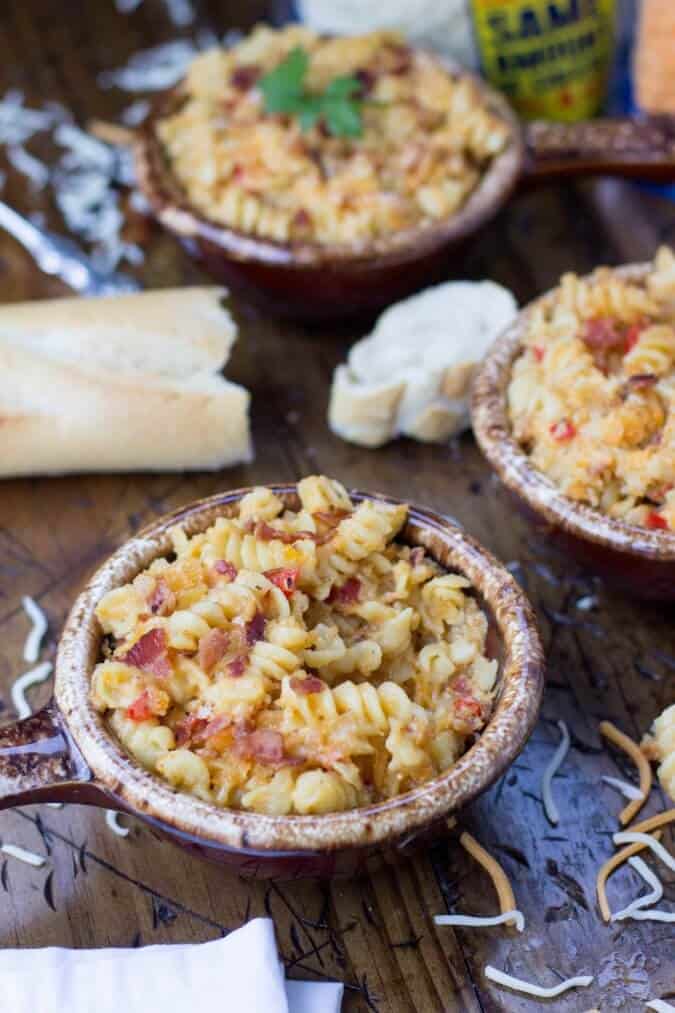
[0,3,674,1009]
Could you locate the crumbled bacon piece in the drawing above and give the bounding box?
[203,713,232,740]
[549,419,576,442]
[174,714,208,746]
[582,317,622,349]
[312,509,351,526]
[533,345,545,363]
[147,578,176,617]
[625,321,646,353]
[292,208,313,230]
[264,567,299,598]
[198,628,230,673]
[625,373,657,390]
[646,510,669,530]
[236,729,285,764]
[249,520,314,544]
[409,547,425,567]
[245,611,266,646]
[121,628,171,678]
[290,674,324,695]
[230,64,260,90]
[228,655,247,677]
[213,560,237,581]
[354,67,376,96]
[327,577,361,605]
[126,686,166,723]
[452,694,484,732]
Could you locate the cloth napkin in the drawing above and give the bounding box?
[0,918,343,1013]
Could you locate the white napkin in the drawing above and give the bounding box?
[0,918,343,1013]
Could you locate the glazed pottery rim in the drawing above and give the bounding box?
[472,260,675,562]
[55,485,544,855]
[134,52,524,269]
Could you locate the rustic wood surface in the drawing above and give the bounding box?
[0,3,674,1010]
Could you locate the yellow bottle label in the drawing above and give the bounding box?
[469,0,617,121]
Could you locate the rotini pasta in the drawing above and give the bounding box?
[642,703,675,802]
[508,249,675,531]
[155,26,511,247]
[91,477,497,813]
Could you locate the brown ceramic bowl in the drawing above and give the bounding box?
[472,262,675,600]
[0,485,543,878]
[134,58,523,322]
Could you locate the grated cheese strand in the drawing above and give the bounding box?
[1,843,46,867]
[21,595,48,663]
[11,661,53,720]
[613,831,675,873]
[601,775,645,802]
[611,856,663,921]
[484,965,593,998]
[596,831,663,922]
[459,831,520,926]
[435,910,524,932]
[541,719,570,826]
[628,808,675,836]
[647,1001,675,1012]
[105,810,130,838]
[599,721,652,825]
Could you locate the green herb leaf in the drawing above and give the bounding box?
[258,48,364,138]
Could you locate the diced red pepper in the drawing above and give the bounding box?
[549,419,577,442]
[264,566,300,598]
[646,510,669,531]
[126,688,165,723]
[582,317,621,349]
[625,322,645,353]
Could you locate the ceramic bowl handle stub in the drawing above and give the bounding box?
[523,115,675,183]
[0,701,90,810]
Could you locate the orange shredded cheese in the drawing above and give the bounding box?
[629,808,675,836]
[599,721,652,825]
[596,830,663,922]
[460,831,518,924]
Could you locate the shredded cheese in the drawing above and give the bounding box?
[105,810,130,838]
[1,843,46,867]
[460,831,520,925]
[601,775,645,802]
[435,911,524,931]
[21,595,48,663]
[613,831,675,873]
[11,661,53,719]
[484,965,593,998]
[596,831,663,922]
[629,808,675,836]
[599,721,652,825]
[46,803,64,809]
[647,1001,675,1012]
[541,719,570,825]
[611,856,663,921]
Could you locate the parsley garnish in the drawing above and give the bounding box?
[259,46,364,138]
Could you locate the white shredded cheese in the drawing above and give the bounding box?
[484,965,593,998]
[120,99,150,127]
[105,810,130,838]
[575,594,598,611]
[611,856,663,921]
[21,595,48,663]
[11,661,53,720]
[46,803,64,809]
[7,145,50,189]
[0,89,65,145]
[434,910,524,932]
[1,843,46,867]
[164,0,195,26]
[99,39,202,92]
[621,908,675,922]
[647,1001,675,1012]
[601,775,645,802]
[542,719,570,826]
[613,832,675,873]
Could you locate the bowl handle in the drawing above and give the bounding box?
[523,116,675,183]
[0,701,91,810]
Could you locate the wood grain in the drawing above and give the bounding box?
[0,3,673,1010]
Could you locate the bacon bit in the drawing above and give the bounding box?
[533,345,545,363]
[230,64,260,90]
[646,511,669,531]
[213,560,237,581]
[388,43,412,74]
[625,373,658,390]
[264,567,300,598]
[198,628,230,672]
[313,509,351,526]
[292,208,313,229]
[455,695,482,719]
[236,728,285,764]
[290,674,324,695]
[327,577,361,605]
[203,713,232,740]
[121,628,171,678]
[228,655,247,677]
[625,321,646,353]
[583,317,621,349]
[147,579,176,617]
[245,611,266,646]
[409,546,425,566]
[354,67,376,96]
[549,419,576,442]
[126,687,166,723]
[175,714,208,747]
[248,520,312,544]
